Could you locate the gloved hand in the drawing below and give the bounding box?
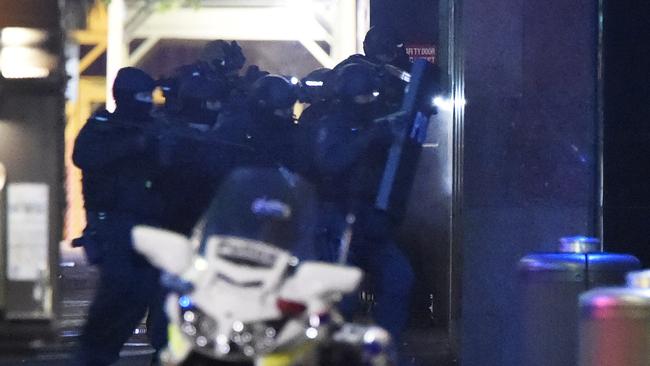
[372,111,407,144]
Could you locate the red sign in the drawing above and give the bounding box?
[405,44,436,64]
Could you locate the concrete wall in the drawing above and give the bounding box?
[460,0,599,365]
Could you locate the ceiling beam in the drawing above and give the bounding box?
[129,7,329,41]
[78,41,107,73]
[128,37,160,66]
[299,39,335,68]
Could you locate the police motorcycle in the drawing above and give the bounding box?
[132,167,395,366]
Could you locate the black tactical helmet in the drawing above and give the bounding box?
[249,75,298,111]
[198,167,317,260]
[112,67,155,100]
[332,63,380,102]
[200,40,246,74]
[299,68,332,103]
[363,26,404,64]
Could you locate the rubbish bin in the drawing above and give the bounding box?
[518,236,640,366]
[579,269,650,366]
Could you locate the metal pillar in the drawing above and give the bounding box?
[106,0,125,112]
[332,0,359,62]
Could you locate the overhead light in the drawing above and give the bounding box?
[1,65,50,79]
[1,28,47,47]
[0,27,56,79]
[305,80,323,87]
[0,46,53,79]
[290,76,300,85]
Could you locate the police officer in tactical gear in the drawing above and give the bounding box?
[334,26,411,117]
[199,39,246,78]
[313,62,386,258]
[362,25,409,68]
[213,74,302,171]
[298,68,333,104]
[164,39,245,113]
[157,73,233,237]
[176,73,228,130]
[297,68,333,127]
[334,25,408,71]
[247,74,298,132]
[246,74,309,173]
[195,39,272,106]
[72,67,167,366]
[313,62,415,341]
[295,68,334,183]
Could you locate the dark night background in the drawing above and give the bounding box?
[371,0,439,43]
[603,0,650,266]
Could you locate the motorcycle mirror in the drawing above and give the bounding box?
[132,226,193,275]
[280,261,363,302]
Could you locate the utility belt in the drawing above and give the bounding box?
[71,210,157,265]
[83,208,162,223]
[84,210,137,220]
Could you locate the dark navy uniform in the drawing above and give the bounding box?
[73,67,167,366]
[214,75,307,173]
[313,63,414,341]
[155,73,228,236]
[314,105,414,340]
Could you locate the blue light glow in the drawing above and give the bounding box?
[179,296,191,308]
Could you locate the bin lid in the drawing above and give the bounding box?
[559,236,601,253]
[580,270,650,318]
[627,270,650,289]
[580,287,650,318]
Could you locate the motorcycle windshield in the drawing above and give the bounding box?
[196,167,318,263]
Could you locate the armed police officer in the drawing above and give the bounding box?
[167,39,268,109]
[157,72,260,237]
[213,74,306,172]
[246,75,306,170]
[72,67,167,366]
[313,63,415,341]
[297,68,333,128]
[156,39,243,118]
[335,26,412,117]
[156,73,228,236]
[295,68,334,183]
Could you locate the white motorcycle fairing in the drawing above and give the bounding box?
[132,225,363,364]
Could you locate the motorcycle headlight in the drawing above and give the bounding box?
[177,296,285,361]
